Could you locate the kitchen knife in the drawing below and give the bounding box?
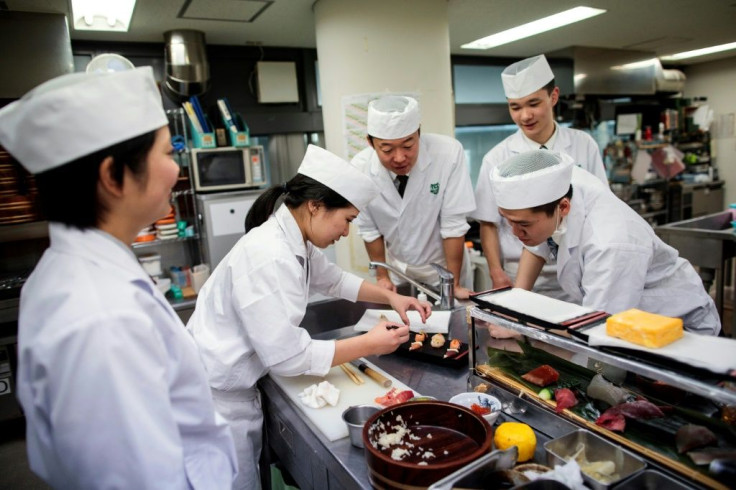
[349,360,392,388]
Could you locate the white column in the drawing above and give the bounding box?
[314,0,454,276]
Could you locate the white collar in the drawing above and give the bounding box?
[523,121,558,150]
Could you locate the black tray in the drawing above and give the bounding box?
[394,337,469,368]
[470,287,610,332]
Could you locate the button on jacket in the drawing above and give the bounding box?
[352,133,476,282]
[17,223,237,490]
[472,125,608,296]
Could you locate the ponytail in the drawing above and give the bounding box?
[244,174,351,232]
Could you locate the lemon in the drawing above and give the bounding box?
[493,422,537,462]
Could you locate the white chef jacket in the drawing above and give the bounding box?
[352,133,476,285]
[16,224,237,490]
[187,204,364,489]
[527,167,720,335]
[472,124,608,297]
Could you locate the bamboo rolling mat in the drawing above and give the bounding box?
[475,364,727,490]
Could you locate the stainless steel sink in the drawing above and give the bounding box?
[666,210,733,231]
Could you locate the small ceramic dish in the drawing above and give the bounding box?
[448,392,502,425]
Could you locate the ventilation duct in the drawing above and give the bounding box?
[163,29,210,102]
[547,46,685,96]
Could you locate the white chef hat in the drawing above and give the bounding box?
[0,66,167,174]
[366,95,421,140]
[491,150,573,209]
[501,55,555,99]
[297,144,380,212]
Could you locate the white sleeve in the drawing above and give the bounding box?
[440,142,475,238]
[40,312,191,489]
[580,133,608,184]
[470,149,503,223]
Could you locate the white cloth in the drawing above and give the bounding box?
[0,67,167,174]
[16,224,237,489]
[187,204,364,489]
[501,54,554,99]
[353,133,476,287]
[298,144,380,212]
[526,167,720,335]
[472,125,608,296]
[492,150,573,209]
[367,95,421,139]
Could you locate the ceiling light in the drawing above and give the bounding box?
[71,0,136,32]
[462,6,606,50]
[611,58,659,70]
[661,42,736,61]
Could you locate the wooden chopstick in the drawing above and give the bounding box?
[340,364,364,385]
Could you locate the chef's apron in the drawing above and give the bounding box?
[385,246,473,292]
[212,387,263,490]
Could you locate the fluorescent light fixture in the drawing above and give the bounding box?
[462,6,606,50]
[661,41,736,61]
[71,0,136,32]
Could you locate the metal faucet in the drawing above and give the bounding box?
[369,261,455,310]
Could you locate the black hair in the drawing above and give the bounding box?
[531,184,573,216]
[245,173,351,232]
[542,78,556,95]
[34,130,157,229]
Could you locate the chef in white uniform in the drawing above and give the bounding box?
[491,150,720,335]
[0,68,237,488]
[352,96,477,298]
[473,55,608,300]
[187,145,431,490]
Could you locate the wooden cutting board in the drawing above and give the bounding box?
[269,360,416,442]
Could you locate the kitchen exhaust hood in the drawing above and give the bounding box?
[0,11,74,99]
[163,29,210,102]
[547,46,685,96]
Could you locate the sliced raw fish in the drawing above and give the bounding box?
[676,424,717,454]
[521,364,559,387]
[553,388,578,413]
[595,411,626,431]
[586,374,630,407]
[687,448,736,466]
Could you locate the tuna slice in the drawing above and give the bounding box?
[595,400,665,432]
[676,424,717,454]
[586,373,631,407]
[553,388,578,413]
[596,411,626,431]
[521,364,560,387]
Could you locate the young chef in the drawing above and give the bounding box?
[492,149,720,335]
[472,54,608,299]
[351,95,477,298]
[0,67,237,488]
[187,144,431,490]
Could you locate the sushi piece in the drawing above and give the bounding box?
[676,424,717,454]
[553,388,578,413]
[595,399,666,432]
[430,333,445,348]
[521,365,559,387]
[443,338,461,359]
[409,331,426,351]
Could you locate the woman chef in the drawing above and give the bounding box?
[491,150,720,335]
[187,144,432,489]
[0,68,237,488]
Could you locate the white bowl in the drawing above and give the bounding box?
[448,392,502,425]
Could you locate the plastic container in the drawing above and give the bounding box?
[190,263,210,293]
[138,253,162,277]
[341,405,379,448]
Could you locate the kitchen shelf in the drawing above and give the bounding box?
[131,234,200,249]
[470,307,736,406]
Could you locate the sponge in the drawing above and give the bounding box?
[606,308,683,348]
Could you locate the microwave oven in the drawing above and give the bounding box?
[190,146,266,192]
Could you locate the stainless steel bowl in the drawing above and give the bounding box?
[341,405,379,448]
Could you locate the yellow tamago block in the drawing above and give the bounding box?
[606,308,683,348]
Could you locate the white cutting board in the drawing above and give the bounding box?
[353,309,451,334]
[585,323,736,374]
[269,361,416,442]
